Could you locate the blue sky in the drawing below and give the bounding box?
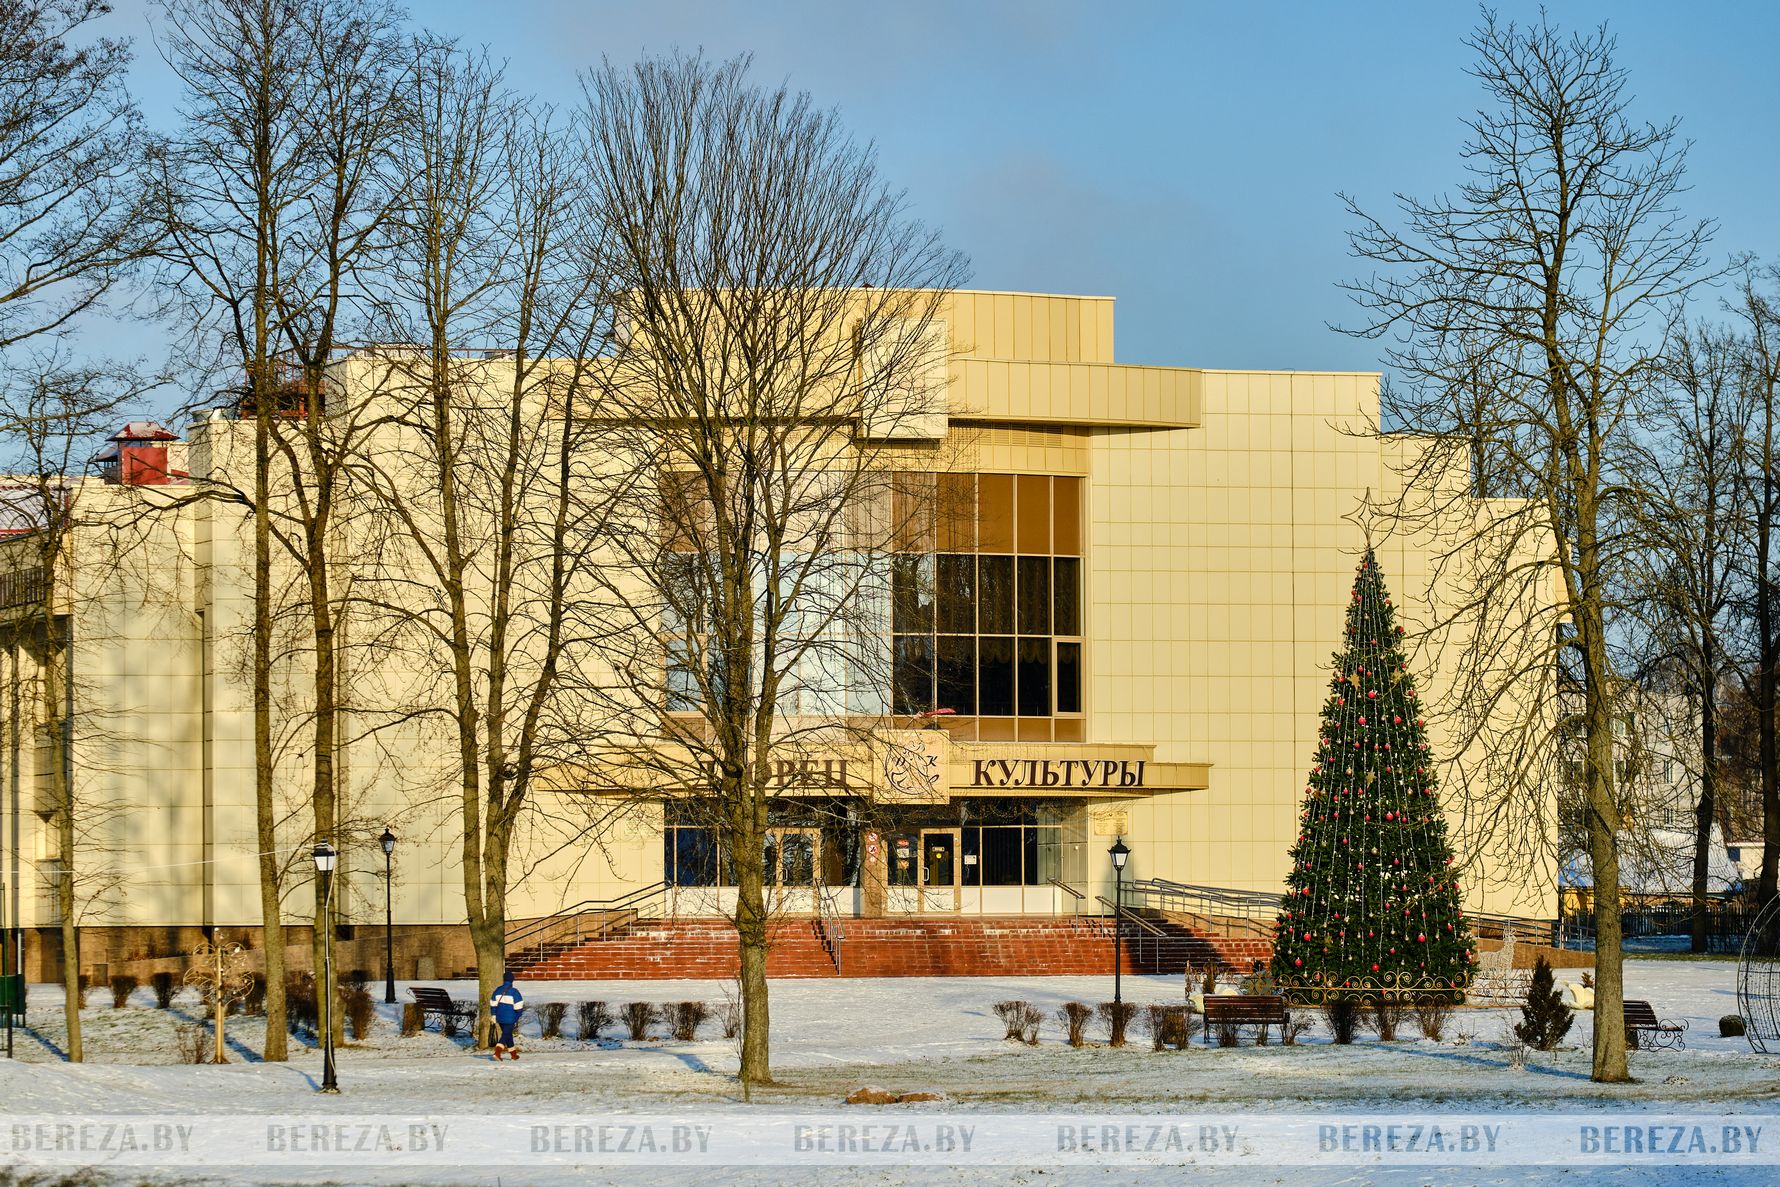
[102,0,1780,376]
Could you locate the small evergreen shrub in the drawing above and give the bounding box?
[1323,998,1360,1044]
[1722,1015,1748,1038]
[151,971,178,1009]
[344,989,375,1040]
[539,1002,567,1040]
[1057,1002,1092,1047]
[578,1000,612,1040]
[624,1001,656,1041]
[1513,957,1573,1052]
[110,974,139,1008]
[1098,1001,1137,1048]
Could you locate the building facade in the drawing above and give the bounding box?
[0,291,1556,981]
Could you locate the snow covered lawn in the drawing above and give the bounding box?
[0,959,1775,1186]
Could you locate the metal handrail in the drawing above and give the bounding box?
[1048,878,1085,900]
[1096,895,1166,938]
[813,883,844,974]
[504,882,668,963]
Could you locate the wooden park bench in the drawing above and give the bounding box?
[1202,995,1290,1046]
[1623,999,1686,1051]
[408,986,477,1034]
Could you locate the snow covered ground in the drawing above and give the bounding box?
[0,959,1775,1186]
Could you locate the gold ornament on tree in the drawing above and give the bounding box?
[183,940,255,1064]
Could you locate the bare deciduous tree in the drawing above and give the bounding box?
[1635,314,1749,950]
[1342,14,1712,1082]
[357,40,617,1046]
[0,0,150,350]
[1727,264,1780,906]
[574,54,966,1090]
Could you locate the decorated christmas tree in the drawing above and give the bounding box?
[1271,551,1475,1002]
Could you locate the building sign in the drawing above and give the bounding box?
[969,758,1146,789]
[770,758,850,788]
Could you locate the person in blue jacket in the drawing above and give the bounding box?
[489,971,526,1060]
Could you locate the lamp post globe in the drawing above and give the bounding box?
[311,841,339,1094]
[378,829,397,1004]
[1108,837,1130,1004]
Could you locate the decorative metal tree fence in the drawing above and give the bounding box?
[184,941,255,1064]
[1736,897,1780,1053]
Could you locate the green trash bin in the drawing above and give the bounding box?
[0,973,22,1024]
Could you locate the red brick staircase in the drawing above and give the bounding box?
[508,913,1271,980]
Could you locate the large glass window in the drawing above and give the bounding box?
[890,474,1083,740]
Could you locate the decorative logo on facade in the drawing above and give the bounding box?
[883,738,941,798]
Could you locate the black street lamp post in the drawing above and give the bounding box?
[312,841,339,1094]
[1109,836,1130,1004]
[379,829,397,1005]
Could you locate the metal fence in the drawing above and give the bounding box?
[1557,901,1756,954]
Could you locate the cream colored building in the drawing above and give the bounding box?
[0,291,1556,980]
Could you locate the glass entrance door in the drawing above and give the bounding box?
[919,828,960,912]
[765,828,820,914]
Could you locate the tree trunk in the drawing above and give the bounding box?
[1760,472,1778,908]
[252,367,289,1061]
[1691,666,1717,953]
[45,605,80,1062]
[734,809,771,1091]
[1584,651,1630,1083]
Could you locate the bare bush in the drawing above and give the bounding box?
[1282,1016,1314,1046]
[1368,996,1407,1042]
[1057,1002,1092,1048]
[1414,996,1455,1041]
[242,974,266,1017]
[579,1000,612,1041]
[669,1001,711,1042]
[109,975,138,1009]
[344,969,369,995]
[1323,999,1360,1044]
[718,983,742,1040]
[1017,1002,1044,1045]
[285,976,317,1037]
[624,1002,657,1041]
[1098,1001,1137,1048]
[992,1000,1026,1041]
[1215,1020,1241,1048]
[540,1003,567,1040]
[150,971,177,1009]
[177,1023,211,1064]
[1144,1004,1191,1050]
[344,989,375,1041]
[401,1003,422,1037]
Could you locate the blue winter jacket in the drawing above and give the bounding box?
[490,979,525,1025]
